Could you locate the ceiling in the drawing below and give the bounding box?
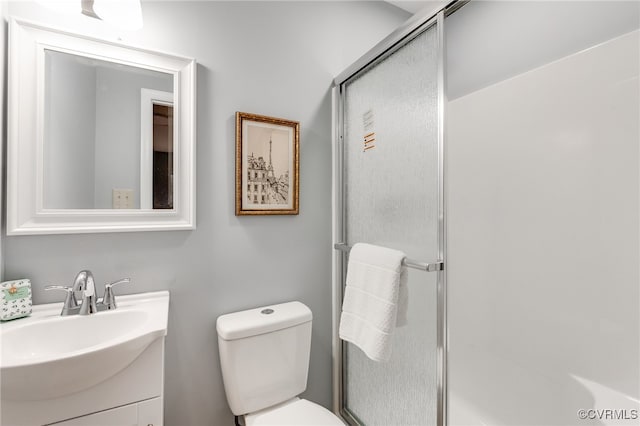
[386,1,431,15]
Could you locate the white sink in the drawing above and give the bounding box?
[0,291,169,401]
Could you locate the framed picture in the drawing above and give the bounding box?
[235,112,300,215]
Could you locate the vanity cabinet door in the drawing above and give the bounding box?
[47,397,162,426]
[138,397,164,426]
[48,404,137,426]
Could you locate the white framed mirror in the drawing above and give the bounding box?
[7,18,196,235]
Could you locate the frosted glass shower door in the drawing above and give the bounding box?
[338,21,442,426]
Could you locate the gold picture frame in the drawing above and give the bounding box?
[235,112,300,215]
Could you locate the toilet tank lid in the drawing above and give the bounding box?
[216,301,312,341]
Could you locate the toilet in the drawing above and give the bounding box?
[216,301,344,425]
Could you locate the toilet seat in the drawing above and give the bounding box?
[245,398,344,426]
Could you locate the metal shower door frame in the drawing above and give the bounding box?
[331,2,465,425]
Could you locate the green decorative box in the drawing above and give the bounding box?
[1,279,32,321]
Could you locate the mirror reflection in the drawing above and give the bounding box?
[43,49,174,210]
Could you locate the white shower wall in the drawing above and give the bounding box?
[447,25,639,426]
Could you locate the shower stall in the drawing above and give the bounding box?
[332,1,639,425]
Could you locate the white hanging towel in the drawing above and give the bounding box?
[339,243,408,362]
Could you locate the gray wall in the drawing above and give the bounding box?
[2,1,409,425]
[44,51,97,209]
[446,0,640,99]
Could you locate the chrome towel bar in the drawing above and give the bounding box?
[333,243,444,272]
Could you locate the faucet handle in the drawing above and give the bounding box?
[44,285,78,315]
[102,278,131,310]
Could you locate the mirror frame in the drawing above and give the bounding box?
[7,18,196,235]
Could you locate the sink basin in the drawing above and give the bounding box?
[0,291,169,401]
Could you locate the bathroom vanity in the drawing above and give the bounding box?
[0,291,169,426]
[3,16,185,425]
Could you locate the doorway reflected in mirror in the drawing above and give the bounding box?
[152,104,173,209]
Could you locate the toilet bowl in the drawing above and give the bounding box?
[216,301,343,425]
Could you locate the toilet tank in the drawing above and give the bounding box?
[216,301,313,416]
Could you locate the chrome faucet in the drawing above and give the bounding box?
[74,270,98,315]
[45,271,131,316]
